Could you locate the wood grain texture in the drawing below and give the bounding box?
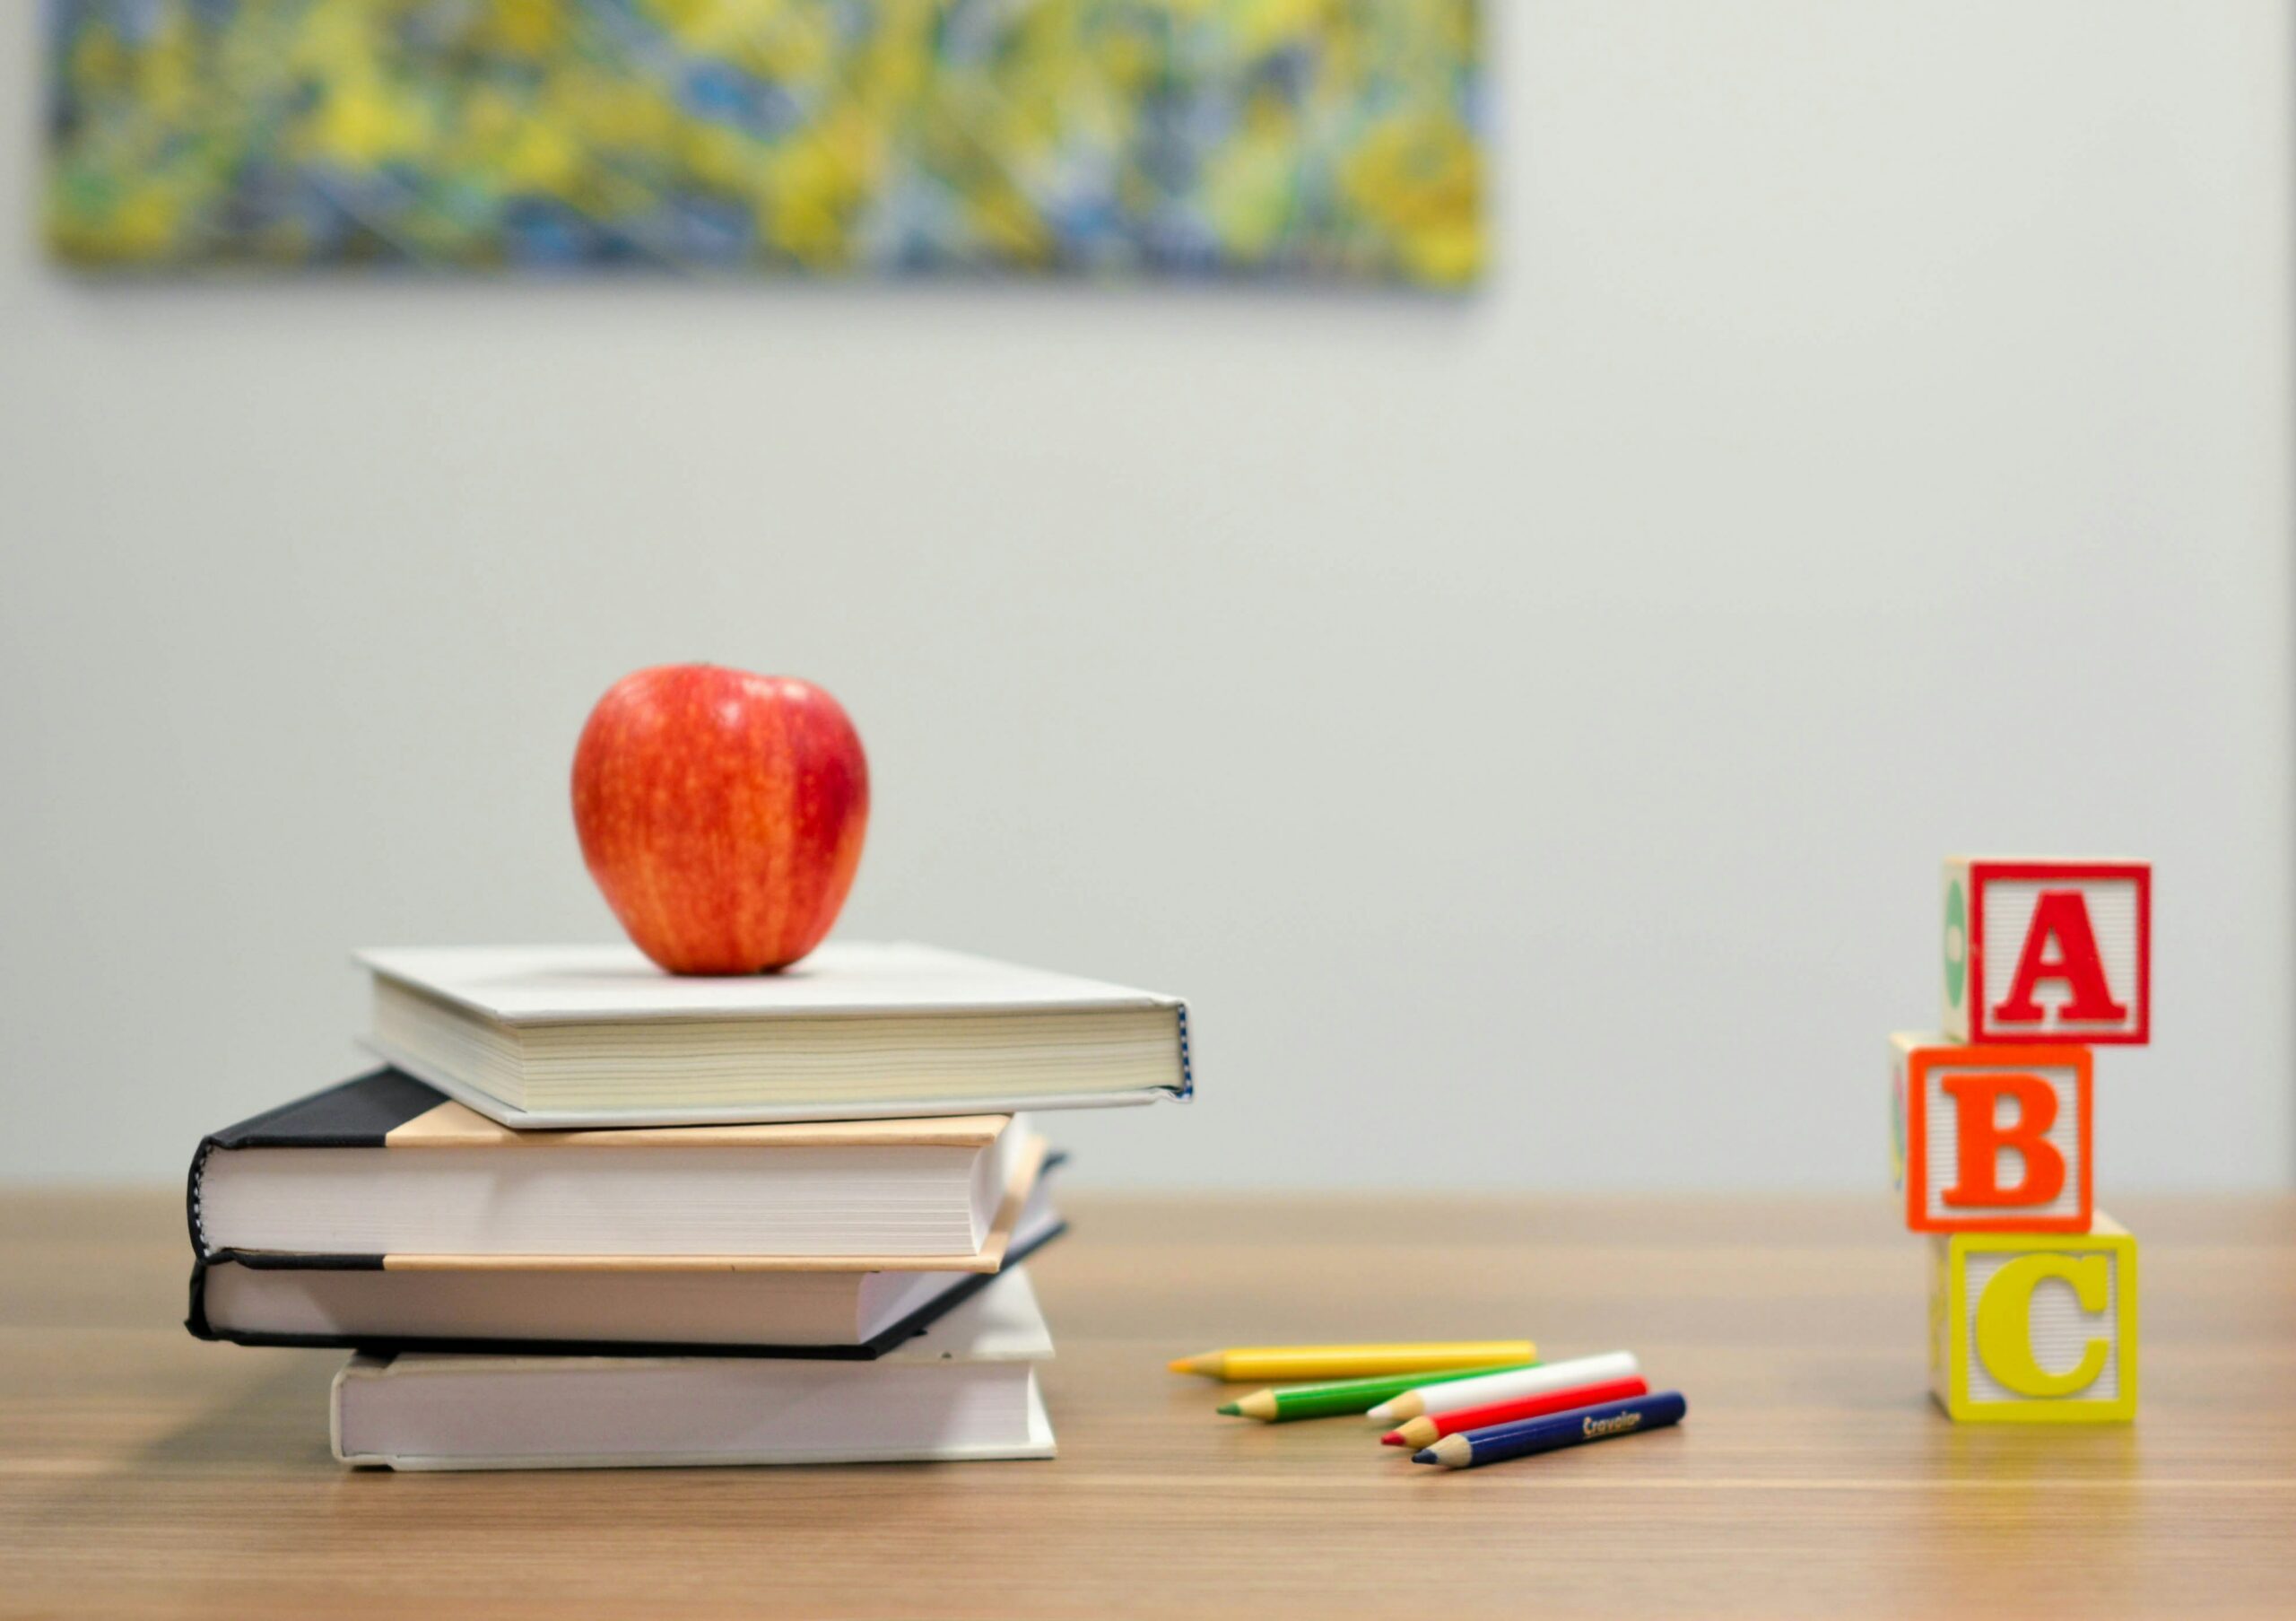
[4,1190,2292,1620]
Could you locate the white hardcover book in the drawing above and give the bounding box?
[332,1268,1057,1470]
[357,941,1192,1129]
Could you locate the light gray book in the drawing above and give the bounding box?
[358,941,1192,1129]
[332,1268,1057,1471]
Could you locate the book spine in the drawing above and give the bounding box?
[183,1137,218,1259]
[184,1253,214,1340]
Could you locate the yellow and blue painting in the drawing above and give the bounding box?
[45,0,1483,286]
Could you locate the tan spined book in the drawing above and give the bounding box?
[188,1069,1041,1265]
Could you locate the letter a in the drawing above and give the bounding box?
[1994,890,2126,1025]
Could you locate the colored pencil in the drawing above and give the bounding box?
[1218,1363,1538,1422]
[1167,1341,1535,1382]
[1365,1350,1639,1424]
[1380,1375,1648,1448]
[1412,1390,1687,1468]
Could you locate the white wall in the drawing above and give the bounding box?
[2,3,2290,1190]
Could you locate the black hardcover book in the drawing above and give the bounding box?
[185,1070,1065,1360]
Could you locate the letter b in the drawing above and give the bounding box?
[1894,1037,2092,1233]
[1940,1072,2065,1208]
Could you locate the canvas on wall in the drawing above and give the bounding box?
[44,0,1485,286]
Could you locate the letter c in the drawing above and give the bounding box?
[1974,1253,2111,1397]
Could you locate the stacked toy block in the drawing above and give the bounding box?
[1892,858,2149,1424]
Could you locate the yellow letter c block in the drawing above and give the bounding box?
[1930,1215,2137,1424]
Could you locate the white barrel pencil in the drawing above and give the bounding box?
[1365,1351,1641,1424]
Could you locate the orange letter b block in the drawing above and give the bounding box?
[1892,1035,2092,1233]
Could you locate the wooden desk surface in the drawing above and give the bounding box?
[4,1190,2292,1619]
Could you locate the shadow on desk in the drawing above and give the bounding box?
[138,1352,340,1471]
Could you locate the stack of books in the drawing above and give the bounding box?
[185,942,1190,1469]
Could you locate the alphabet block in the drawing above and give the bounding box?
[1928,1215,2137,1424]
[1942,858,2150,1045]
[1892,1034,2092,1233]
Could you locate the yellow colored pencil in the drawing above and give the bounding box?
[1166,1341,1535,1382]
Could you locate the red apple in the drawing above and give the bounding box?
[571,665,868,975]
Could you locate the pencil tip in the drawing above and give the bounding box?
[1167,1355,1205,1375]
[1378,1434,1405,1447]
[1215,1402,1241,1416]
[1410,1449,1439,1465]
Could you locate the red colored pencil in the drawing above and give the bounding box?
[1379,1375,1649,1449]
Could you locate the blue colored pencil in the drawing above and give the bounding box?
[1410,1390,1686,1469]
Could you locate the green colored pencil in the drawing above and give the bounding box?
[1215,1362,1539,1422]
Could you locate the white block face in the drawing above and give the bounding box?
[1918,1059,2084,1226]
[1961,1247,2123,1406]
[1941,862,1971,1037]
[1966,862,2149,1043]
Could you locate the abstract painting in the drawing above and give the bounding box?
[45,1,1485,286]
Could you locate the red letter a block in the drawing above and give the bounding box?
[1893,1035,2093,1233]
[1943,858,2150,1044]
